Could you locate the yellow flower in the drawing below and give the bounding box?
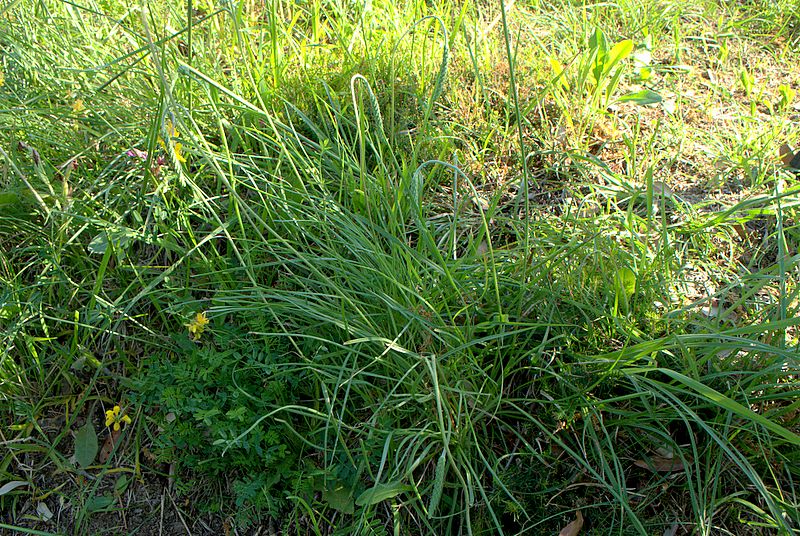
[186,311,210,340]
[104,405,132,431]
[0,69,5,87]
[159,119,187,163]
[172,141,186,163]
[72,99,85,113]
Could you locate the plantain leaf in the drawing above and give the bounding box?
[619,90,662,105]
[605,40,634,73]
[85,494,115,512]
[618,267,637,298]
[549,57,569,90]
[74,422,98,468]
[356,481,412,507]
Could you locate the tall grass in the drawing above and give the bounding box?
[1,0,799,534]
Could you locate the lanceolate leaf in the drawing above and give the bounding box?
[355,481,412,507]
[0,481,29,496]
[619,89,662,105]
[605,40,634,73]
[427,451,447,517]
[618,267,637,298]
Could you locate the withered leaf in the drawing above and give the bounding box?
[559,510,584,536]
[634,456,685,472]
[781,144,800,169]
[780,144,794,166]
[98,429,122,464]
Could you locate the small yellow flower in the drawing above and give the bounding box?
[72,99,85,113]
[104,405,132,431]
[172,141,186,163]
[0,68,5,87]
[159,119,187,163]
[186,311,210,340]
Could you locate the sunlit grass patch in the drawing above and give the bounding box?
[1,0,799,534]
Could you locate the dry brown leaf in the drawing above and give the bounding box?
[558,510,583,536]
[652,181,673,198]
[731,224,748,240]
[780,144,794,166]
[634,456,684,472]
[781,144,800,169]
[98,429,122,464]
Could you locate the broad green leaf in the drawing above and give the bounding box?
[619,90,663,105]
[548,57,564,77]
[74,422,98,468]
[618,268,637,298]
[323,483,354,514]
[605,40,634,73]
[88,233,109,255]
[0,304,20,320]
[356,481,412,507]
[85,494,115,512]
[588,28,607,55]
[589,28,609,82]
[549,57,569,90]
[114,474,129,495]
[88,229,135,255]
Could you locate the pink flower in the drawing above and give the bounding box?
[126,148,148,160]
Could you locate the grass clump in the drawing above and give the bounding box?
[1,0,800,535]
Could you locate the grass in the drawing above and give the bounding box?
[1,0,799,534]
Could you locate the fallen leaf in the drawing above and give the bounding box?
[634,456,685,472]
[559,510,584,536]
[780,144,794,166]
[36,501,53,522]
[700,298,720,319]
[663,522,679,536]
[471,195,489,211]
[654,446,674,459]
[731,224,748,240]
[0,481,29,496]
[98,428,122,464]
[652,181,673,198]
